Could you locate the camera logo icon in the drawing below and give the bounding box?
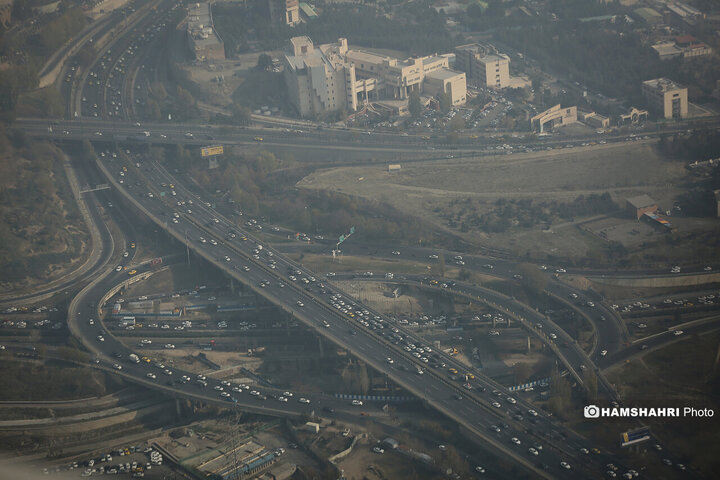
[584,405,600,418]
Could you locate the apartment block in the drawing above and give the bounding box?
[642,78,687,119]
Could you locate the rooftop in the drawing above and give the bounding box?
[642,77,685,92]
[627,194,657,209]
[426,68,465,81]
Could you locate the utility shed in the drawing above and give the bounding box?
[626,195,657,219]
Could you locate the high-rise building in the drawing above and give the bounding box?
[454,44,510,89]
[642,78,688,119]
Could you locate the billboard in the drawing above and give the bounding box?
[201,145,224,157]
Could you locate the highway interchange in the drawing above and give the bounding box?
[9,1,719,478]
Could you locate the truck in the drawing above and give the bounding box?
[128,353,140,364]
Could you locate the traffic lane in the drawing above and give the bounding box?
[97,156,624,478]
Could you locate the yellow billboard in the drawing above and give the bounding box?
[201,145,224,157]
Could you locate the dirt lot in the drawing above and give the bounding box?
[297,140,690,259]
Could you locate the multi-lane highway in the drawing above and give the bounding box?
[72,143,654,479]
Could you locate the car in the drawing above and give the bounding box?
[128,270,137,275]
[351,400,363,406]
[97,335,105,342]
[510,437,521,445]
[115,265,123,272]
[283,391,293,397]
[580,448,589,454]
[673,330,684,336]
[475,466,485,473]
[386,357,394,364]
[278,396,288,402]
[298,398,310,404]
[146,373,156,379]
[555,268,566,273]
[704,266,712,271]
[560,461,571,470]
[600,350,607,356]
[506,396,516,404]
[662,459,672,466]
[164,344,175,349]
[391,251,400,255]
[113,363,122,370]
[527,409,538,416]
[528,447,538,456]
[372,446,384,454]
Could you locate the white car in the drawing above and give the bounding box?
[146,373,156,379]
[115,265,123,272]
[528,447,538,456]
[673,330,684,336]
[511,437,521,445]
[351,400,363,406]
[164,344,175,349]
[560,461,571,470]
[298,398,310,404]
[386,357,394,364]
[600,350,607,356]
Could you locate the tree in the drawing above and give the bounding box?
[408,90,422,118]
[257,53,273,71]
[231,103,251,125]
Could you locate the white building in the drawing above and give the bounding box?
[283,36,466,117]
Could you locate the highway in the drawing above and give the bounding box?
[16,3,708,476]
[71,143,655,479]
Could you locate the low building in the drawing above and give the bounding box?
[653,35,712,60]
[634,7,663,25]
[186,3,225,61]
[626,194,658,219]
[642,78,688,119]
[618,107,648,125]
[530,104,577,132]
[578,111,610,129]
[673,35,712,58]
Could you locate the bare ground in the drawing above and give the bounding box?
[297,140,689,258]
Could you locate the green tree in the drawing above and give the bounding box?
[257,53,273,71]
[408,90,422,118]
[231,103,251,125]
